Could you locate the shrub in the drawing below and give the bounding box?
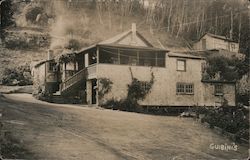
[200,104,249,141]
[103,69,155,112]
[0,66,32,86]
[98,78,113,99]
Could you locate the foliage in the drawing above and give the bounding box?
[0,66,32,86]
[127,73,154,102]
[0,0,14,29]
[200,105,249,141]
[98,78,113,99]
[205,56,248,81]
[65,39,81,50]
[59,52,76,63]
[25,6,48,26]
[104,70,155,112]
[4,33,50,50]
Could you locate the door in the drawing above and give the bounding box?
[91,79,97,104]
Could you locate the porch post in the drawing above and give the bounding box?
[118,49,120,64]
[155,53,158,66]
[97,46,99,64]
[86,80,92,105]
[96,47,99,106]
[74,60,76,73]
[137,50,139,65]
[63,62,67,81]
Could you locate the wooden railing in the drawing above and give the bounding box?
[61,68,87,92]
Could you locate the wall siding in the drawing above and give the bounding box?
[203,83,236,107]
[97,56,208,107]
[194,35,239,53]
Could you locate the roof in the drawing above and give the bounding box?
[76,29,168,54]
[202,80,236,84]
[34,59,54,68]
[97,44,167,52]
[168,52,205,60]
[198,33,238,43]
[99,30,154,47]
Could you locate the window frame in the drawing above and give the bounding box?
[176,59,186,71]
[214,84,223,96]
[48,62,57,72]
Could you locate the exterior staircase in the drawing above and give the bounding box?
[60,68,87,96]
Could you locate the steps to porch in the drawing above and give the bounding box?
[60,68,87,96]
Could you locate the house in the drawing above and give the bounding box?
[32,24,236,108]
[193,33,239,53]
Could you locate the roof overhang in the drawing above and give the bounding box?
[34,59,54,68]
[168,52,205,60]
[201,80,236,84]
[97,44,168,52]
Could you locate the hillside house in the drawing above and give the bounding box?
[32,24,236,107]
[193,33,239,53]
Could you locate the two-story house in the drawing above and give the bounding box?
[32,24,236,108]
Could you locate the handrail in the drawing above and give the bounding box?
[61,68,87,91]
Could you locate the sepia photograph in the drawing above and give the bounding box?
[0,0,249,159]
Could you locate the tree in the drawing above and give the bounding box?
[0,0,14,43]
[0,0,14,29]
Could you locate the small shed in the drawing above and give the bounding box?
[193,33,239,53]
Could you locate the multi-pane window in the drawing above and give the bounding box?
[177,83,185,94]
[177,59,186,71]
[185,84,194,94]
[176,83,194,95]
[214,84,223,96]
[99,47,165,67]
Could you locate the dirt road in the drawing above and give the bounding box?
[0,94,248,160]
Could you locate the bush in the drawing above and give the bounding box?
[25,7,48,26]
[201,105,249,141]
[1,66,32,86]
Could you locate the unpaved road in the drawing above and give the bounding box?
[0,94,248,160]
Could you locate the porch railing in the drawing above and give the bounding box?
[61,68,87,92]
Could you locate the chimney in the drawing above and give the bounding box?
[131,23,136,44]
[47,50,53,60]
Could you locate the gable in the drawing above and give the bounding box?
[99,31,153,48]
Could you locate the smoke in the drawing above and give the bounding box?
[49,1,92,50]
[14,0,93,52]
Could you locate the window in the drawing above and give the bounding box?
[177,83,185,94]
[214,84,223,96]
[48,62,56,72]
[99,48,118,64]
[120,49,138,65]
[185,84,194,94]
[201,62,206,73]
[177,59,186,71]
[176,83,194,95]
[156,52,165,67]
[231,43,236,51]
